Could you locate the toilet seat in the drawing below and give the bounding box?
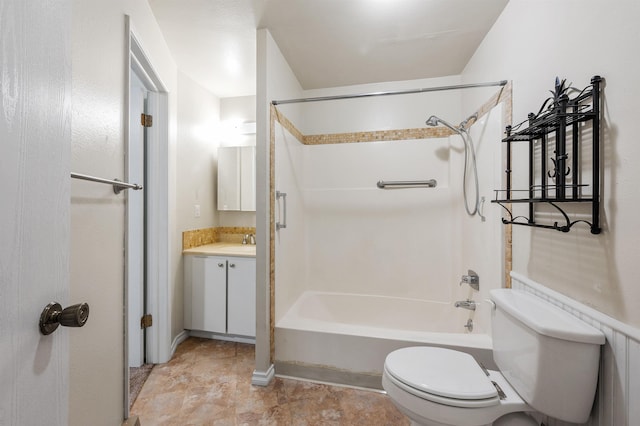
[384,347,500,408]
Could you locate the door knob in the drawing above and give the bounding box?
[39,302,90,335]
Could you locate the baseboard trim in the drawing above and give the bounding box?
[170,330,189,357]
[188,329,256,345]
[122,415,140,426]
[251,364,275,387]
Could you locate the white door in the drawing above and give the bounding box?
[128,70,147,367]
[0,0,71,424]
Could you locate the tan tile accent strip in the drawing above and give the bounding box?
[182,226,256,250]
[271,82,512,148]
[303,127,455,144]
[269,104,277,362]
[182,227,218,250]
[272,106,305,143]
[217,227,257,244]
[272,107,455,145]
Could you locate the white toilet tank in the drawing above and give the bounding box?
[490,289,605,424]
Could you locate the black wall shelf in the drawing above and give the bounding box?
[492,76,602,234]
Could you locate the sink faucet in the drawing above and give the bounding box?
[242,234,249,245]
[454,299,477,311]
[249,234,256,245]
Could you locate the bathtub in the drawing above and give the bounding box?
[275,291,495,389]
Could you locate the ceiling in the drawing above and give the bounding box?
[148,0,509,98]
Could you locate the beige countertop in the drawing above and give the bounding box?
[182,243,256,258]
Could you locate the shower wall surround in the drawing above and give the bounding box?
[272,79,507,333]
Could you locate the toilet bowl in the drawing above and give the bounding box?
[382,289,605,426]
[382,347,536,426]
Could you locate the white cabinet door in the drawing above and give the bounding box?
[227,257,256,337]
[217,147,241,210]
[218,146,256,212]
[191,256,227,333]
[240,146,256,211]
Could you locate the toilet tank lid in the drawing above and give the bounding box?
[490,289,605,345]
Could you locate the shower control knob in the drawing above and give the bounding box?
[39,302,90,335]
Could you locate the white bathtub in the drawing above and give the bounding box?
[275,291,494,389]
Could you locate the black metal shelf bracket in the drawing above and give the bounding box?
[492,76,603,235]
[493,199,600,234]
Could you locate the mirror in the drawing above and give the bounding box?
[217,146,256,211]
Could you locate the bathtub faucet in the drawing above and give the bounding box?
[454,299,477,311]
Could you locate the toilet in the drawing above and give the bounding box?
[382,289,605,426]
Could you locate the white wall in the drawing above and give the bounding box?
[462,0,640,329]
[175,71,220,337]
[177,71,219,233]
[70,1,177,423]
[256,28,304,379]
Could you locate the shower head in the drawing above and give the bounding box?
[425,115,440,127]
[425,115,461,134]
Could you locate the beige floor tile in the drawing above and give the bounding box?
[130,337,406,425]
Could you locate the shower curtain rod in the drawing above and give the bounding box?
[271,80,508,105]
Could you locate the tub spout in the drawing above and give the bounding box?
[454,299,477,311]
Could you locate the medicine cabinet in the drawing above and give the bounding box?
[217,146,256,211]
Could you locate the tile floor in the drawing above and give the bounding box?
[131,337,409,425]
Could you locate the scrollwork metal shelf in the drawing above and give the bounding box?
[491,76,603,234]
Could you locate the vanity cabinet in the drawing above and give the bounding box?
[217,146,256,211]
[184,255,256,337]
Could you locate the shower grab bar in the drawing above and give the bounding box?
[376,179,437,189]
[276,191,287,230]
[71,172,143,194]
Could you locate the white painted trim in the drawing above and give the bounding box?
[511,272,640,342]
[124,16,172,420]
[170,330,190,357]
[128,23,171,366]
[251,364,275,387]
[124,16,133,420]
[188,330,256,345]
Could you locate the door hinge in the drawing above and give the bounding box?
[141,113,153,127]
[141,314,153,329]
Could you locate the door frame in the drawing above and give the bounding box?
[128,62,148,369]
[124,15,171,416]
